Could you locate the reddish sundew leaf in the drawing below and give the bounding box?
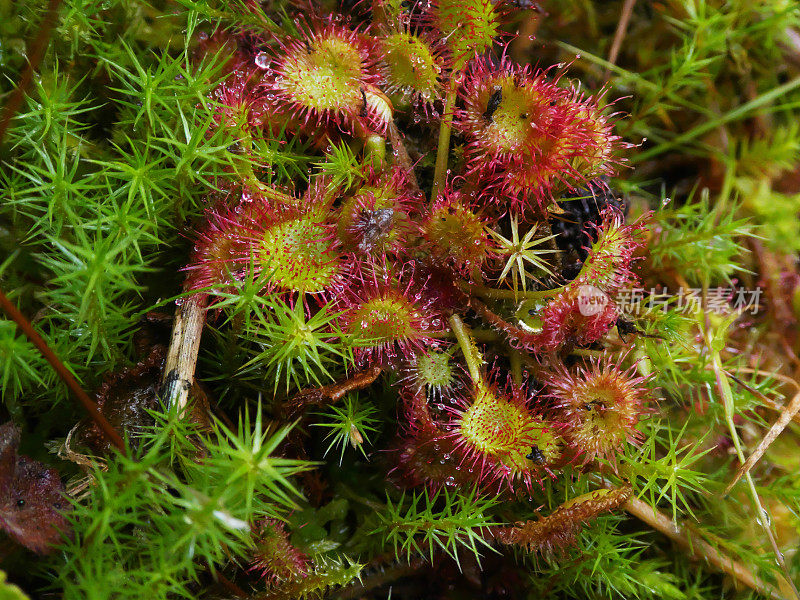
[491,487,632,555]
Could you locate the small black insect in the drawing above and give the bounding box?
[583,400,607,412]
[526,445,546,464]
[617,318,663,341]
[483,87,502,122]
[616,318,639,341]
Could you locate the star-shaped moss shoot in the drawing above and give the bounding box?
[489,214,559,294]
[241,298,349,395]
[377,30,444,108]
[427,0,503,69]
[544,355,651,463]
[339,262,440,366]
[447,378,561,491]
[422,188,493,279]
[270,18,385,134]
[459,58,622,212]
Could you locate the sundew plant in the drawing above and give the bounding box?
[1,0,800,599]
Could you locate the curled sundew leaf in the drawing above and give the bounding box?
[250,519,310,585]
[491,486,632,556]
[0,422,71,555]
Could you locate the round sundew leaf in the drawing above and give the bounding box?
[185,205,254,292]
[258,214,340,294]
[349,294,419,345]
[339,260,439,365]
[338,194,399,253]
[458,383,561,474]
[415,351,455,390]
[424,198,491,273]
[481,77,554,153]
[561,368,646,458]
[380,32,442,103]
[457,57,623,211]
[463,71,565,160]
[336,168,418,254]
[544,354,651,462]
[276,28,370,119]
[200,237,245,285]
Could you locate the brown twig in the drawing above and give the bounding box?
[703,310,800,600]
[0,289,127,454]
[604,0,637,80]
[0,0,63,145]
[162,294,208,414]
[623,496,786,600]
[731,367,800,392]
[726,370,800,426]
[724,390,800,495]
[284,366,383,418]
[723,368,800,490]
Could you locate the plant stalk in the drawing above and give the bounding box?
[469,283,565,301]
[431,78,459,200]
[449,314,482,383]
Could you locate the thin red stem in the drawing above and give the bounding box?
[0,289,128,454]
[0,0,63,145]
